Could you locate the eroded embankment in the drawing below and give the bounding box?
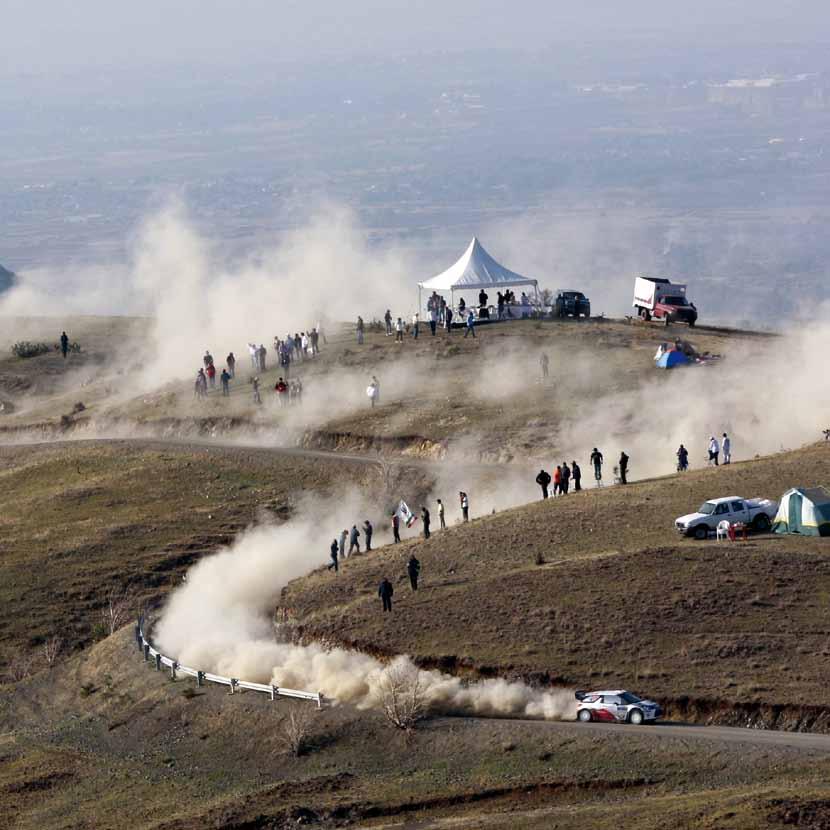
[284,623,830,734]
[300,428,447,460]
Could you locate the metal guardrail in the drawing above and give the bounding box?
[135,616,324,708]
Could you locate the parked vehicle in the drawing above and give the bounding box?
[554,289,591,319]
[574,690,662,725]
[675,496,779,540]
[633,277,697,327]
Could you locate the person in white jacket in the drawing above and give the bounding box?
[708,436,720,466]
[722,433,731,465]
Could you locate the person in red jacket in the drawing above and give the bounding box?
[206,362,216,388]
[553,465,562,496]
[274,378,288,407]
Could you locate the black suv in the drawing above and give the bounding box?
[554,290,591,319]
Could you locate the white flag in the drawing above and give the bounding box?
[396,499,417,528]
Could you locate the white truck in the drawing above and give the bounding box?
[675,496,779,540]
[633,277,698,327]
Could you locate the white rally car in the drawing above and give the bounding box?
[574,690,662,725]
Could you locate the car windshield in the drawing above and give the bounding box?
[663,295,688,306]
[698,502,717,515]
[619,692,642,704]
[562,292,584,300]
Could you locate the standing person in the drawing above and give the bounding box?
[572,460,582,492]
[395,317,404,343]
[391,511,401,543]
[553,465,562,496]
[708,435,720,466]
[356,316,365,345]
[590,448,604,483]
[226,352,236,378]
[367,378,379,408]
[407,555,421,591]
[722,432,732,465]
[203,350,214,369]
[348,524,361,555]
[338,529,348,559]
[371,375,380,404]
[220,368,231,396]
[464,309,476,338]
[316,319,327,345]
[60,331,69,359]
[206,362,216,388]
[378,578,394,613]
[275,377,288,406]
[421,507,431,539]
[445,306,454,333]
[248,343,258,371]
[437,498,446,529]
[252,376,262,404]
[497,291,505,320]
[561,462,571,494]
[459,491,469,522]
[293,333,303,362]
[310,327,320,355]
[258,344,267,371]
[384,309,393,336]
[677,444,689,471]
[301,331,310,358]
[411,311,420,339]
[429,306,437,336]
[540,353,549,379]
[363,519,373,552]
[619,451,629,485]
[328,539,339,573]
[536,468,551,499]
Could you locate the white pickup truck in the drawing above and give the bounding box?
[675,496,778,540]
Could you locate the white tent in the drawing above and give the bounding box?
[418,237,537,312]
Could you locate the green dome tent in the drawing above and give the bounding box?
[772,487,830,536]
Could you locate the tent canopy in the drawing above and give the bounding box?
[419,237,537,292]
[772,487,830,536]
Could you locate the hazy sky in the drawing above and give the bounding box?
[4,0,829,74]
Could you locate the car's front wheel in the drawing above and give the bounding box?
[577,709,592,723]
[628,709,644,725]
[693,525,709,541]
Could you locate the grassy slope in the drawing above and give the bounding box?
[0,441,385,668]
[284,442,830,710]
[1,628,829,830]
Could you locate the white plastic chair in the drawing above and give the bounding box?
[716,520,731,542]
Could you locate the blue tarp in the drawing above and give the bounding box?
[656,350,690,369]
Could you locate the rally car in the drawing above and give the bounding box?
[574,690,662,725]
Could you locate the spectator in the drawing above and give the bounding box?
[618,451,629,485]
[553,465,562,496]
[445,306,454,333]
[590,448,604,483]
[220,368,231,396]
[407,555,421,591]
[357,316,365,345]
[722,433,732,465]
[429,306,438,336]
[339,528,348,559]
[252,376,262,404]
[464,309,476,338]
[437,498,446,529]
[459,491,469,522]
[561,462,571,494]
[348,524,361,555]
[395,317,404,343]
[412,312,420,339]
[378,578,394,613]
[226,352,236,378]
[392,511,401,543]
[677,444,689,471]
[60,331,69,359]
[364,519,373,551]
[328,539,339,573]
[421,507,431,539]
[536,468,551,499]
[708,435,720,466]
[384,309,393,336]
[540,353,549,379]
[572,460,582,492]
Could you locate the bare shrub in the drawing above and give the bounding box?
[43,635,63,669]
[6,652,35,683]
[101,587,134,636]
[377,662,427,731]
[280,702,317,756]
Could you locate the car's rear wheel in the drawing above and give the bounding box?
[693,525,709,541]
[628,709,644,725]
[577,709,592,723]
[753,514,772,532]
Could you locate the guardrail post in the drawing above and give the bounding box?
[196,671,204,688]
[134,625,142,649]
[143,644,150,662]
[170,661,177,680]
[230,679,238,695]
[316,693,323,710]
[270,685,278,701]
[154,653,161,671]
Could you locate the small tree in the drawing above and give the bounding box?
[101,587,133,636]
[6,652,35,683]
[377,662,427,732]
[280,702,316,756]
[43,635,63,669]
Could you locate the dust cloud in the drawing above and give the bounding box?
[154,505,576,721]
